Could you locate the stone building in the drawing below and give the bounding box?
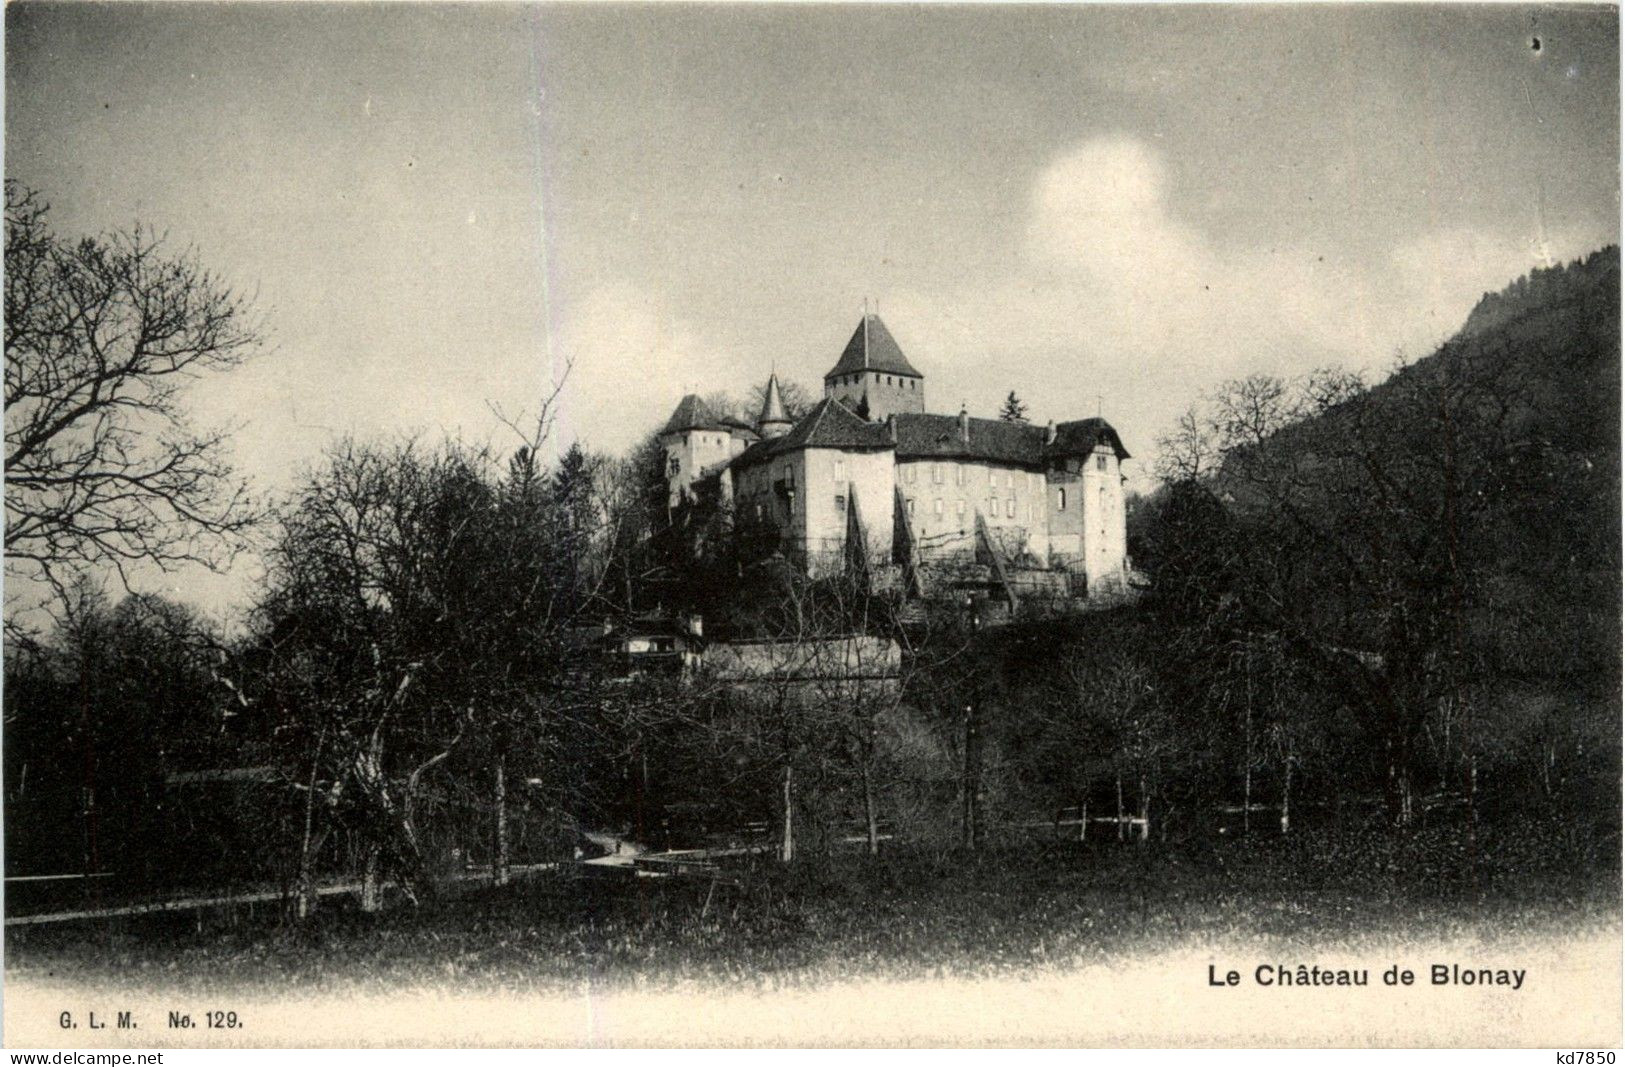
[659,313,1131,594]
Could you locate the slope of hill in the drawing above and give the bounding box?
[1208,244,1620,676]
[1456,247,1621,344]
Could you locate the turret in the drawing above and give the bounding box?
[757,373,792,439]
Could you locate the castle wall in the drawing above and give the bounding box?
[1046,460,1085,562]
[802,447,895,573]
[1079,446,1127,591]
[735,451,805,544]
[663,428,736,507]
[733,448,893,572]
[664,428,755,508]
[705,633,900,689]
[732,442,1126,591]
[897,458,1047,563]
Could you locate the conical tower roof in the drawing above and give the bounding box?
[758,373,791,427]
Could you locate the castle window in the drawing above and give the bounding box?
[934,498,944,516]
[874,373,882,384]
[1097,455,1108,470]
[1005,472,1013,488]
[988,470,997,487]
[956,499,966,517]
[955,465,964,486]
[668,456,680,476]
[931,464,942,484]
[834,459,847,483]
[1006,499,1016,519]
[906,498,916,517]
[835,494,847,513]
[1057,488,1067,510]
[988,496,999,517]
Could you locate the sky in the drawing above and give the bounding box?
[5,2,1619,621]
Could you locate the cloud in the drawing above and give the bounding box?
[890,136,1610,484]
[1028,137,1208,291]
[1022,137,1395,364]
[549,284,726,457]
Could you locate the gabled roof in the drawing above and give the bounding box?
[733,397,895,467]
[824,314,922,380]
[661,394,725,435]
[780,397,896,450]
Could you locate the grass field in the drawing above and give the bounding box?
[8,826,1618,997]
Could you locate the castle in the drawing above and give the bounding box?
[659,314,1130,596]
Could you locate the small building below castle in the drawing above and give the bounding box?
[660,313,1131,597]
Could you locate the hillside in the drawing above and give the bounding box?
[1382,246,1618,601]
[1207,245,1620,677]
[1456,247,1621,344]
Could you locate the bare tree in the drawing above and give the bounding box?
[1182,337,1565,829]
[257,440,476,909]
[799,570,908,856]
[1154,405,1220,482]
[4,181,264,614]
[1046,641,1164,842]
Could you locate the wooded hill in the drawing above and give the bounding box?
[1217,245,1619,673]
[1116,245,1620,832]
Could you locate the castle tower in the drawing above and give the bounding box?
[757,373,792,439]
[822,313,925,420]
[659,393,733,509]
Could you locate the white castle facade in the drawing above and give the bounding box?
[659,314,1130,594]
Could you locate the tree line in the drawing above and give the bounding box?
[4,183,1618,917]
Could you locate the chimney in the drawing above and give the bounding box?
[958,406,970,444]
[1045,419,1057,446]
